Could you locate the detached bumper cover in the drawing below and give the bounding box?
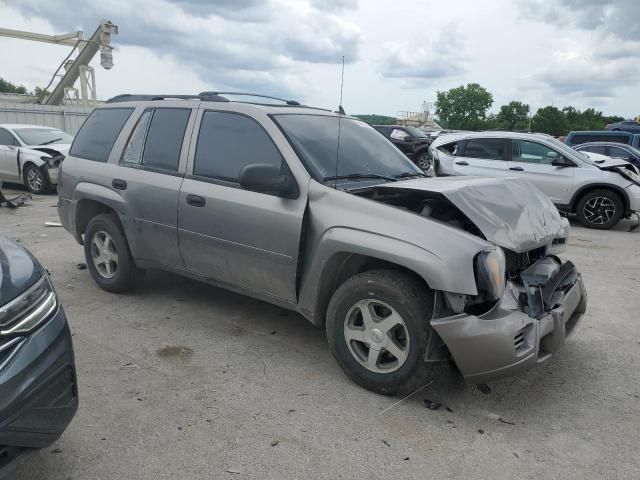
[432,268,587,384]
[0,306,78,477]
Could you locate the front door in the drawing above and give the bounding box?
[178,109,305,302]
[507,139,574,204]
[454,137,509,176]
[0,128,20,182]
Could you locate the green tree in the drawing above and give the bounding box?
[496,101,530,130]
[531,106,570,136]
[354,114,396,125]
[0,77,27,94]
[33,86,51,98]
[435,83,494,130]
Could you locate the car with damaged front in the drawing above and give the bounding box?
[429,131,640,229]
[57,93,587,395]
[0,234,78,477]
[0,124,72,194]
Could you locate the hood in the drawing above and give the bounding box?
[377,176,567,252]
[24,143,71,156]
[0,235,42,305]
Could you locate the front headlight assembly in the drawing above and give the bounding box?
[0,275,58,336]
[474,247,506,300]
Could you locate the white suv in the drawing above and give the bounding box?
[429,131,640,229]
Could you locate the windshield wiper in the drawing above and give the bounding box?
[394,171,428,179]
[322,173,398,183]
[39,138,63,145]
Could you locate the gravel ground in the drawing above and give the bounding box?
[1,186,639,480]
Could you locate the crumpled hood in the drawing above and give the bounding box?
[23,143,71,156]
[378,176,568,252]
[0,234,42,305]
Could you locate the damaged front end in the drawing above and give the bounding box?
[357,176,586,383]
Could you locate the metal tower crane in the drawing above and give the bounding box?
[0,20,118,106]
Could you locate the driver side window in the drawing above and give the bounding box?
[513,140,560,164]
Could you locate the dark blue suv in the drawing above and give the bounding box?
[0,235,77,477]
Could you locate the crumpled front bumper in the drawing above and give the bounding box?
[431,271,587,384]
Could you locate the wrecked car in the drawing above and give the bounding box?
[0,124,72,194]
[57,93,586,395]
[429,131,640,229]
[0,234,78,477]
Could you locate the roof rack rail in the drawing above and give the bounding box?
[199,91,301,106]
[105,93,229,104]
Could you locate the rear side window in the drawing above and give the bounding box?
[193,111,283,182]
[462,138,506,160]
[70,108,133,162]
[579,145,606,155]
[141,108,191,172]
[0,128,17,146]
[436,140,462,156]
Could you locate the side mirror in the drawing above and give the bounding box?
[239,164,299,199]
[551,157,575,168]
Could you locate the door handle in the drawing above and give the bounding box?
[186,194,206,207]
[509,166,524,171]
[112,179,127,190]
[455,161,469,166]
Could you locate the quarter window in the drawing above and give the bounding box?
[193,111,284,183]
[70,108,133,162]
[462,138,506,160]
[141,108,190,172]
[121,110,152,165]
[513,140,560,164]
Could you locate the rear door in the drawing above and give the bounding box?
[454,137,509,176]
[508,139,574,204]
[0,128,20,182]
[178,109,306,302]
[114,106,195,268]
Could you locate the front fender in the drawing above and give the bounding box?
[297,226,479,323]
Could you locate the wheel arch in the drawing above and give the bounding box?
[72,184,129,245]
[569,183,630,214]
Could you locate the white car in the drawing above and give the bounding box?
[429,131,640,229]
[0,124,73,194]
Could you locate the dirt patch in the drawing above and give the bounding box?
[156,345,194,359]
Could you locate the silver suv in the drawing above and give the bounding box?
[58,93,587,394]
[429,131,640,229]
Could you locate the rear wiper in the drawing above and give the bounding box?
[322,173,398,183]
[394,171,427,179]
[39,138,62,145]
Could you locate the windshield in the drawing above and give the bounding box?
[13,127,73,146]
[273,114,421,183]
[405,126,429,138]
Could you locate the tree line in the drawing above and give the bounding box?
[0,77,50,98]
[434,83,627,136]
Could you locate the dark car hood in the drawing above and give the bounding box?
[378,176,568,252]
[0,235,42,305]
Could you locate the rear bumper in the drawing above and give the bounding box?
[57,196,81,244]
[432,274,587,384]
[0,306,78,477]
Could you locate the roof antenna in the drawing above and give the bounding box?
[334,56,345,188]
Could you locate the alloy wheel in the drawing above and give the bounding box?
[583,196,615,225]
[343,299,410,373]
[26,167,43,192]
[91,231,119,279]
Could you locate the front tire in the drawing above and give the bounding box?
[416,151,432,173]
[84,213,143,292]
[575,189,623,230]
[326,270,435,396]
[24,163,49,194]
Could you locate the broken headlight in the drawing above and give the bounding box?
[474,247,506,300]
[0,275,58,336]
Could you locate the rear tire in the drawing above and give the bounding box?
[84,213,144,292]
[416,151,432,173]
[326,269,436,396]
[575,189,623,230]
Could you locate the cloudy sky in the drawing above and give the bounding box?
[1,0,638,117]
